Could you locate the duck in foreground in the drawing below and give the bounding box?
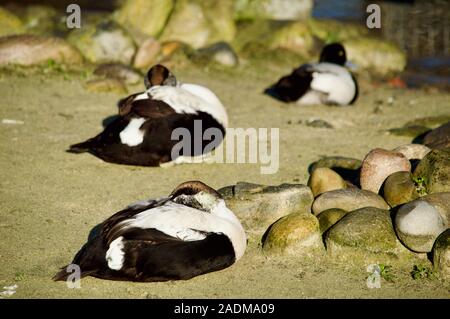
[265,43,358,106]
[68,64,228,166]
[53,181,246,282]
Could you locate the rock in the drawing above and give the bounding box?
[0,7,25,37]
[266,21,314,53]
[312,188,389,215]
[93,63,142,85]
[234,0,313,21]
[194,42,239,67]
[388,125,430,137]
[0,35,83,66]
[305,119,333,128]
[133,37,161,69]
[360,148,411,194]
[262,213,324,256]
[421,193,450,226]
[308,156,362,173]
[67,20,136,64]
[325,207,417,264]
[317,208,347,234]
[218,182,314,230]
[423,121,450,150]
[395,200,447,253]
[392,144,431,160]
[19,5,61,36]
[307,167,346,197]
[433,229,450,281]
[343,37,406,75]
[114,0,174,38]
[306,18,368,43]
[85,78,128,94]
[413,148,450,194]
[383,171,419,207]
[160,0,235,49]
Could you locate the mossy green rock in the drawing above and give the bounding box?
[234,0,312,21]
[67,20,136,64]
[312,188,389,215]
[160,0,235,49]
[262,213,324,256]
[19,5,60,36]
[433,229,450,281]
[413,148,450,194]
[219,182,314,231]
[307,18,368,43]
[266,21,314,53]
[317,208,347,234]
[0,7,25,37]
[114,0,174,38]
[343,37,406,75]
[325,207,417,264]
[423,121,450,150]
[388,125,430,137]
[0,35,83,66]
[383,171,419,207]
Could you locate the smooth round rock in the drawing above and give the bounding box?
[317,208,348,234]
[312,188,389,216]
[194,42,238,66]
[393,144,431,160]
[423,121,450,150]
[67,20,136,64]
[413,148,450,194]
[0,35,83,66]
[114,0,174,38]
[262,213,324,256]
[360,148,411,194]
[219,182,314,231]
[383,171,419,207]
[85,78,128,94]
[307,167,346,197]
[395,200,447,253]
[325,207,416,264]
[433,229,450,281]
[133,37,161,69]
[421,192,450,226]
[93,63,142,85]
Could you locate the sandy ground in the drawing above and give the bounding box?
[0,64,449,298]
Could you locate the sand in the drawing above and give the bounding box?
[0,64,449,298]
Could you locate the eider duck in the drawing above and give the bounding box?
[265,43,358,105]
[53,181,246,282]
[69,65,228,166]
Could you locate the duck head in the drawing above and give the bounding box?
[319,43,347,66]
[170,181,223,213]
[144,64,178,89]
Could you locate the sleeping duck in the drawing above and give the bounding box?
[265,43,358,106]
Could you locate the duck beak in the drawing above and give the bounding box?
[345,61,358,70]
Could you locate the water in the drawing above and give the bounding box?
[312,0,450,88]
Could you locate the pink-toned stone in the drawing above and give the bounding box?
[393,144,431,160]
[133,37,161,69]
[360,148,411,194]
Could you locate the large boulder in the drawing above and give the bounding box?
[383,171,419,207]
[423,121,450,150]
[160,0,236,49]
[262,212,324,256]
[307,167,346,197]
[360,148,411,194]
[234,0,313,21]
[0,7,25,37]
[0,35,83,66]
[219,182,314,230]
[394,200,447,253]
[433,229,450,281]
[343,37,407,75]
[413,148,450,194]
[312,188,389,215]
[67,20,136,64]
[325,207,418,264]
[114,0,174,38]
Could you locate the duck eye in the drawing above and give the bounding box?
[338,51,343,56]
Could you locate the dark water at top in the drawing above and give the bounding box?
[313,0,450,88]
